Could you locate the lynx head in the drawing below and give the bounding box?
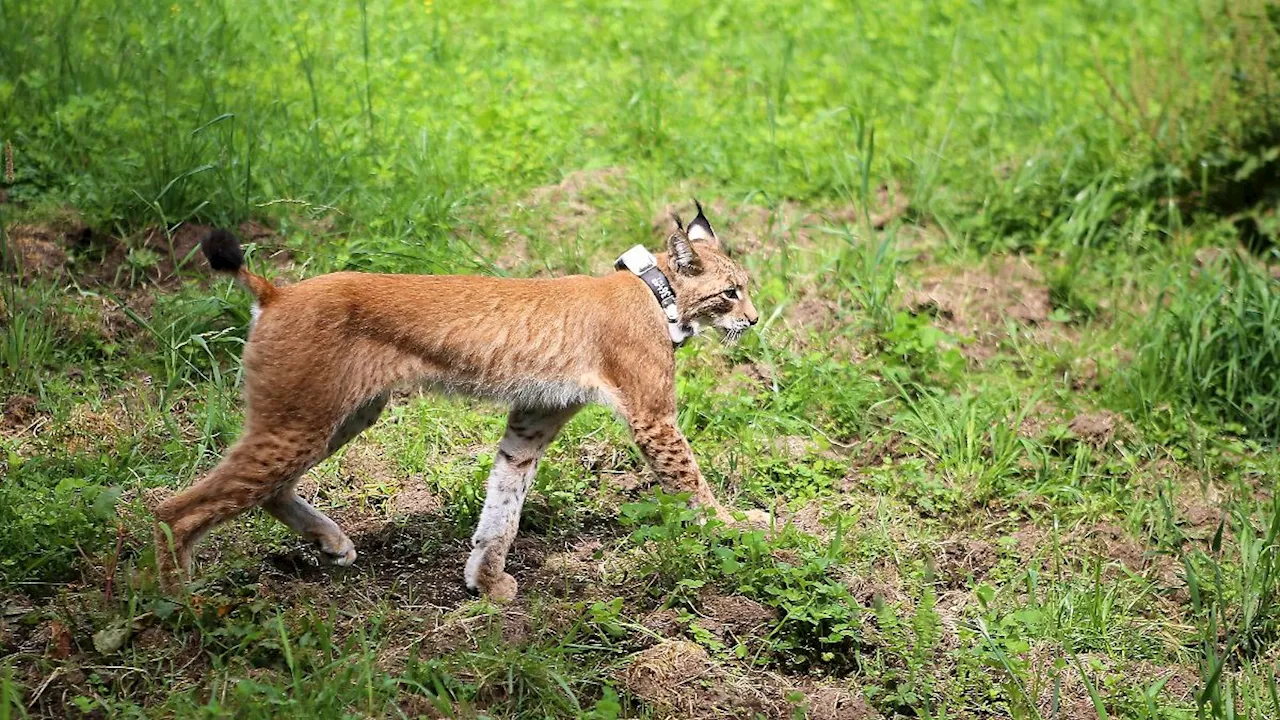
[662,200,759,342]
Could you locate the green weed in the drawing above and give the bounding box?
[1126,253,1280,442]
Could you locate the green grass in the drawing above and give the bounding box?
[4,0,1280,717]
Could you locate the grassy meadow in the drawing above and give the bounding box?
[3,0,1280,717]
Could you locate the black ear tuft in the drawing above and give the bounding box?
[671,212,685,232]
[687,198,717,244]
[667,220,702,275]
[200,229,245,273]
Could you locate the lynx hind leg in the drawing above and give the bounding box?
[153,426,330,590]
[265,392,390,567]
[465,404,580,602]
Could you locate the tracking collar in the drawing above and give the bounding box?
[615,245,690,345]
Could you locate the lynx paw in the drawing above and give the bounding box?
[735,508,773,527]
[317,537,357,567]
[467,572,518,603]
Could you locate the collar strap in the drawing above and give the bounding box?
[615,245,689,345]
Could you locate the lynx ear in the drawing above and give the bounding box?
[687,198,721,249]
[667,213,702,275]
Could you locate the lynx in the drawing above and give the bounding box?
[153,203,759,601]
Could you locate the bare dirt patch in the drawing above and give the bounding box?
[787,295,845,333]
[3,223,74,277]
[391,476,444,517]
[904,256,1059,358]
[530,537,608,598]
[3,218,292,289]
[615,640,879,719]
[789,678,880,720]
[698,593,776,637]
[529,167,629,209]
[1068,411,1122,448]
[639,608,684,641]
[2,394,40,431]
[615,640,735,714]
[522,168,627,238]
[827,182,912,231]
[255,516,478,614]
[484,167,632,273]
[935,537,999,588]
[1067,522,1153,577]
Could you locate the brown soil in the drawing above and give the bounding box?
[3,223,73,277]
[3,217,291,289]
[481,167,632,274]
[530,538,608,598]
[904,255,1057,358]
[2,394,39,431]
[615,640,879,719]
[651,199,813,257]
[614,640,729,714]
[788,295,846,333]
[1070,356,1101,391]
[935,537,999,588]
[789,679,880,720]
[391,476,444,517]
[639,608,684,641]
[698,593,776,636]
[1068,410,1125,449]
[1067,522,1150,576]
[526,168,628,235]
[846,432,909,472]
[782,502,833,541]
[1018,402,1066,440]
[529,167,629,209]
[826,182,912,231]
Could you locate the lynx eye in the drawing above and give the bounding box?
[723,287,740,300]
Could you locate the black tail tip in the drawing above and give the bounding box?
[201,229,244,273]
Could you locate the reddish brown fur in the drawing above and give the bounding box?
[154,221,759,600]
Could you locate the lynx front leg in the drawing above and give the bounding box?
[627,413,732,523]
[464,404,580,601]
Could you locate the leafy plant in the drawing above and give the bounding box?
[621,492,865,672]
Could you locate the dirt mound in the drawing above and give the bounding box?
[790,679,880,720]
[487,167,631,273]
[615,640,725,712]
[529,167,628,207]
[390,477,444,517]
[532,538,606,596]
[1068,411,1124,448]
[1066,522,1151,577]
[616,640,879,719]
[2,394,39,431]
[699,593,776,635]
[788,295,844,332]
[3,223,75,277]
[521,167,629,238]
[904,256,1054,357]
[639,608,683,640]
[935,537,998,588]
